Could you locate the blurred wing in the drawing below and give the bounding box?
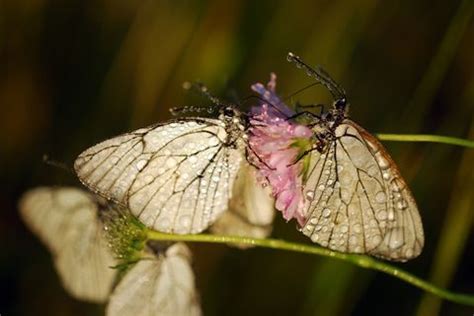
[301,120,424,261]
[19,187,116,302]
[211,163,275,247]
[74,119,243,234]
[107,243,201,316]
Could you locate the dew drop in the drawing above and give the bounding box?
[318,184,325,191]
[306,190,315,201]
[110,155,120,164]
[322,208,331,217]
[311,234,320,242]
[389,236,403,249]
[166,158,177,168]
[135,159,147,171]
[396,199,408,210]
[144,174,154,184]
[375,191,386,203]
[367,165,378,177]
[179,215,192,228]
[208,138,220,146]
[377,210,388,220]
[353,223,362,233]
[388,211,395,221]
[376,153,390,169]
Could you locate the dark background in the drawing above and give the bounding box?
[1,0,474,315]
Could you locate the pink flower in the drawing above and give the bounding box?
[249,74,312,226]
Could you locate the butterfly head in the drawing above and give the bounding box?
[221,105,237,119]
[218,105,244,126]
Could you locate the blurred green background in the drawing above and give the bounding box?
[1,0,474,315]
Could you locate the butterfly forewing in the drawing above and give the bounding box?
[19,187,116,302]
[301,120,424,261]
[74,118,243,234]
[106,243,201,316]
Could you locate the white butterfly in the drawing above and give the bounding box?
[107,242,201,316]
[289,53,424,261]
[20,187,202,314]
[210,163,275,247]
[74,99,271,235]
[19,187,117,302]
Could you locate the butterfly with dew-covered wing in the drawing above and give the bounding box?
[287,53,424,261]
[107,242,201,316]
[18,187,117,302]
[73,88,266,235]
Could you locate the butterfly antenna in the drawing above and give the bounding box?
[169,105,214,116]
[169,81,223,116]
[287,52,346,102]
[283,82,320,101]
[182,81,222,106]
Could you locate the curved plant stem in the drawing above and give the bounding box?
[376,133,474,148]
[147,230,474,307]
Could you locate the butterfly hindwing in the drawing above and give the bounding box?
[301,120,424,261]
[74,118,243,234]
[211,163,275,246]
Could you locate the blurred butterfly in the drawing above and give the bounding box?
[286,53,424,261]
[19,187,202,314]
[19,187,116,302]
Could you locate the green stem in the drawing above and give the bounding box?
[376,133,474,148]
[147,230,474,307]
